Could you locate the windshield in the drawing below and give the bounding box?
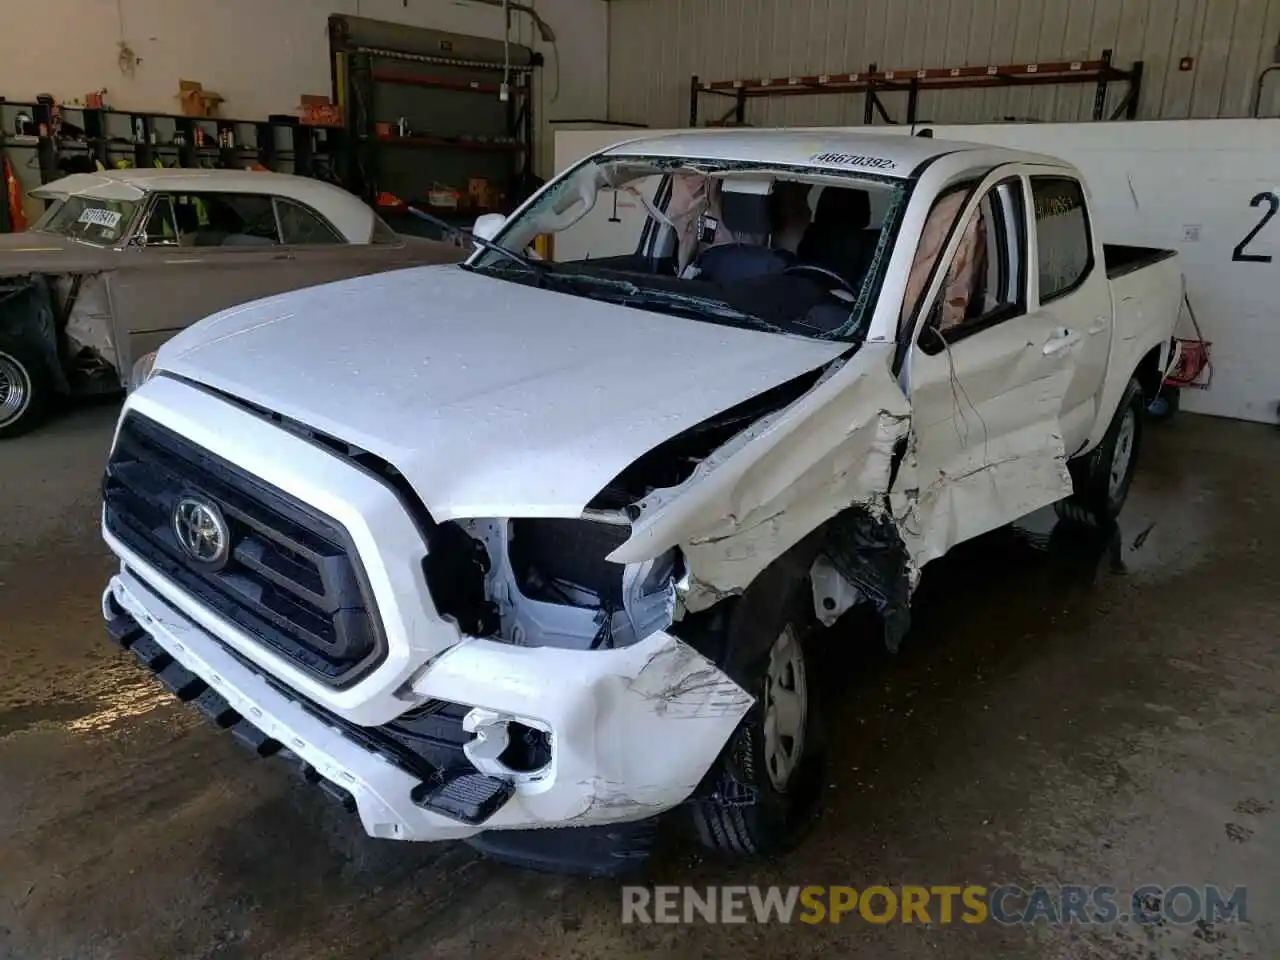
[34,195,139,245]
[471,156,908,342]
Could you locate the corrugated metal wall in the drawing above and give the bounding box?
[607,0,1280,128]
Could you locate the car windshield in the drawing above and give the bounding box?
[34,195,139,245]
[470,156,908,342]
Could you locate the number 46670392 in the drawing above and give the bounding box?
[1232,191,1278,263]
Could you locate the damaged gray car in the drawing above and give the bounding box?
[0,168,460,437]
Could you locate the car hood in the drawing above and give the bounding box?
[157,265,848,520]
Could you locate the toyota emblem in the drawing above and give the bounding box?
[172,495,230,567]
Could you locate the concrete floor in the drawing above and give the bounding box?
[0,404,1275,960]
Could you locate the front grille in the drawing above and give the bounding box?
[103,414,385,686]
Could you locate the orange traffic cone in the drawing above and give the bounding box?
[3,154,28,232]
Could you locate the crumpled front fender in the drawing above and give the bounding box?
[609,345,913,612]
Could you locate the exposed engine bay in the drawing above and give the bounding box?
[457,517,681,650]
[411,367,839,651]
[417,362,910,653]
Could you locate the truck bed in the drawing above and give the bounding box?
[1103,244,1177,280]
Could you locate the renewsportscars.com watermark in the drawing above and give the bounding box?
[621,884,1249,926]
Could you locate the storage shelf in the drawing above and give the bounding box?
[354,44,539,73]
[370,69,528,97]
[377,134,523,153]
[690,49,1144,125]
[0,95,343,217]
[328,14,539,214]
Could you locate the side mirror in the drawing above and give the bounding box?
[472,213,506,243]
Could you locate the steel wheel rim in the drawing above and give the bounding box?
[0,352,31,428]
[1109,407,1136,499]
[763,625,808,791]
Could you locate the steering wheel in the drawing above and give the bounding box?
[782,263,857,295]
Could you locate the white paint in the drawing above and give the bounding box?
[154,264,849,520]
[102,129,1180,843]
[595,127,1031,179]
[108,571,750,838]
[883,120,1280,424]
[608,345,912,609]
[111,376,458,727]
[33,168,385,243]
[0,0,607,179]
[557,120,1280,423]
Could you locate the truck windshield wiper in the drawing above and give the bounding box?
[405,206,552,283]
[608,287,782,333]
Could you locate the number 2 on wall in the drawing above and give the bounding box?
[1232,191,1279,263]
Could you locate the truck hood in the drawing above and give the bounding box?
[158,265,848,520]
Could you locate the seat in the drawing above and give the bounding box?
[173,203,202,245]
[693,189,794,284]
[797,188,878,286]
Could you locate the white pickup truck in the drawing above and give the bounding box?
[101,130,1182,874]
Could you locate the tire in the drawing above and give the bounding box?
[0,334,52,439]
[1055,377,1144,528]
[1146,387,1180,423]
[690,566,826,858]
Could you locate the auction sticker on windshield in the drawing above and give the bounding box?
[77,208,123,230]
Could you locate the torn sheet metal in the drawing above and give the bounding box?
[611,334,1078,623]
[609,344,912,612]
[814,510,914,652]
[413,629,753,825]
[889,364,1076,573]
[58,273,118,371]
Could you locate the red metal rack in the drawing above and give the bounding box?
[690,49,1144,127]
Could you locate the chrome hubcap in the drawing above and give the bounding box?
[1109,407,1136,500]
[0,352,31,428]
[763,625,808,791]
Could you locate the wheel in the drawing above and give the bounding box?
[0,334,52,439]
[690,568,825,857]
[1055,377,1144,528]
[1146,387,1180,422]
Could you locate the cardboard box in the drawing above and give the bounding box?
[299,94,342,127]
[178,80,224,118]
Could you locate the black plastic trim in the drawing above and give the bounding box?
[104,412,387,688]
[105,606,514,827]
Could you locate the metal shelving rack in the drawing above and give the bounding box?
[689,50,1145,127]
[1,96,343,186]
[328,14,541,220]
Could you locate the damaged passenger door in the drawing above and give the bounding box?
[1025,175,1113,457]
[896,166,1074,565]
